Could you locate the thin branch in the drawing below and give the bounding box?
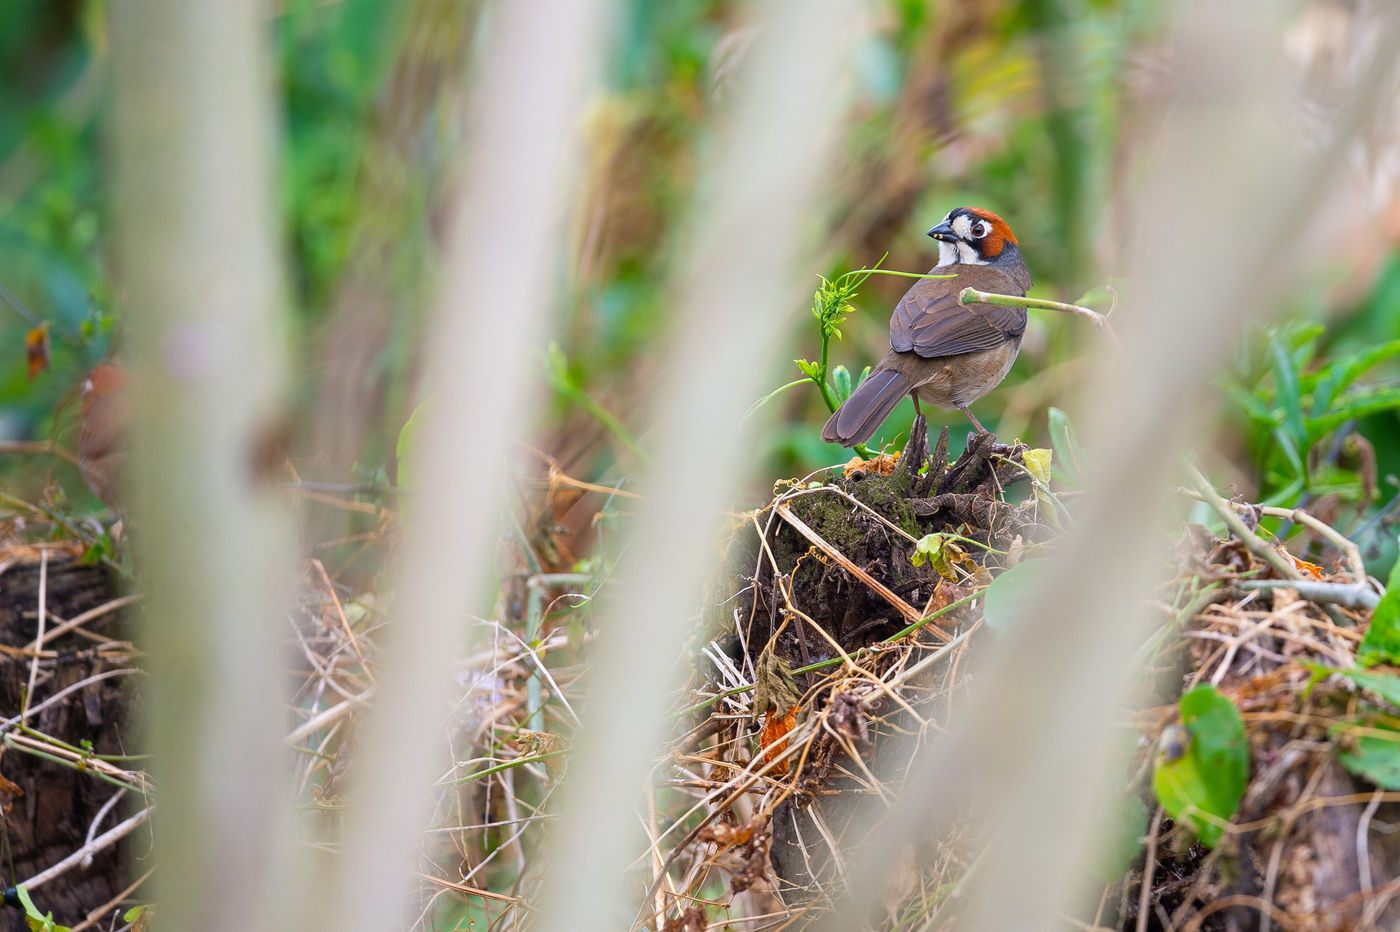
[1236,579,1378,611]
[1185,461,1302,582]
[958,286,1119,344]
[0,440,80,466]
[21,550,48,726]
[20,805,153,891]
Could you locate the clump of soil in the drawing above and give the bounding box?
[703,416,1058,906]
[736,416,1051,674]
[664,420,1400,931]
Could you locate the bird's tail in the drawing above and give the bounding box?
[821,368,912,447]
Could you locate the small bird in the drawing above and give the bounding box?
[77,364,130,511]
[822,207,1032,447]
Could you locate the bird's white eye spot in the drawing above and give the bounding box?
[972,220,991,239]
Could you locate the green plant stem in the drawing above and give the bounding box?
[958,286,1118,343]
[441,748,568,785]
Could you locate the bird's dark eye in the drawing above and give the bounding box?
[972,220,990,239]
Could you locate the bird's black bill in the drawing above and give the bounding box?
[926,220,956,241]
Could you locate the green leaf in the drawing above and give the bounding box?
[1360,550,1400,666]
[1334,722,1400,789]
[1223,383,1277,428]
[1313,339,1400,414]
[1151,685,1249,848]
[982,559,1050,635]
[1305,387,1400,439]
[16,887,71,932]
[1022,448,1052,485]
[911,533,960,580]
[795,358,819,380]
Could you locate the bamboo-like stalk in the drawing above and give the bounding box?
[529,2,864,930]
[815,2,1400,929]
[108,3,297,929]
[311,3,620,930]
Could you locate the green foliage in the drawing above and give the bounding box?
[1360,550,1400,666]
[1334,721,1400,790]
[910,533,962,578]
[15,887,72,932]
[1151,685,1249,849]
[795,264,880,412]
[1223,322,1400,508]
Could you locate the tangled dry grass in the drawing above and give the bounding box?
[4,429,1400,931]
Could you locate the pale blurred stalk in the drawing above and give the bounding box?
[530,1,864,929]
[310,1,619,929]
[108,3,296,930]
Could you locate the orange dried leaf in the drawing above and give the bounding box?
[0,770,22,817]
[759,706,798,776]
[1290,553,1324,579]
[697,819,755,848]
[843,451,899,477]
[25,323,50,380]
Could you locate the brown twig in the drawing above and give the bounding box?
[309,558,374,684]
[774,502,936,633]
[1136,806,1164,932]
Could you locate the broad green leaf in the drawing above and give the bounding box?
[1022,448,1052,485]
[1334,723,1400,790]
[1151,685,1249,848]
[1360,550,1400,666]
[982,559,1049,635]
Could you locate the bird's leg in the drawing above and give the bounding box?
[912,394,923,418]
[959,405,988,434]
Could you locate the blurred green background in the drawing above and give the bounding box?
[2,0,1398,562]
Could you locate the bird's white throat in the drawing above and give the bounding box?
[935,239,987,266]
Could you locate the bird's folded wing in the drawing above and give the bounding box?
[889,268,1027,358]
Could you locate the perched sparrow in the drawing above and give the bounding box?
[77,364,130,510]
[822,207,1032,447]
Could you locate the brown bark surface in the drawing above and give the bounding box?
[0,552,132,931]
